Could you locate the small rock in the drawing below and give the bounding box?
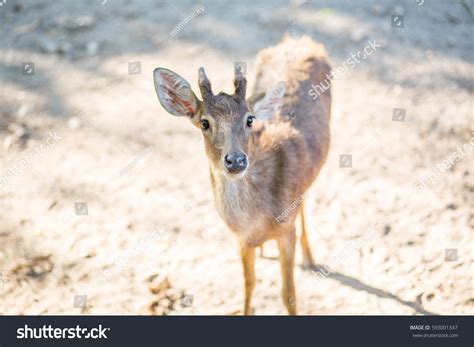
[12,255,53,279]
[149,301,164,315]
[350,28,369,43]
[159,297,172,308]
[16,105,29,118]
[446,11,461,24]
[48,201,58,210]
[86,41,99,56]
[446,203,457,210]
[148,275,171,295]
[38,37,59,54]
[13,3,23,12]
[3,124,31,149]
[57,41,73,55]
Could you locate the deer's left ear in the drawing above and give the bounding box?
[252,82,286,120]
[153,68,201,122]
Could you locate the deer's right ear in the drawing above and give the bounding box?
[252,82,286,120]
[153,68,201,121]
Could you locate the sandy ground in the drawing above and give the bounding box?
[0,0,473,315]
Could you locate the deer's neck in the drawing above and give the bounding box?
[209,164,256,231]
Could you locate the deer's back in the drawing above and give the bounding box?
[251,35,331,195]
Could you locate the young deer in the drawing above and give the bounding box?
[153,35,331,315]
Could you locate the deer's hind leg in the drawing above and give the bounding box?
[300,202,315,270]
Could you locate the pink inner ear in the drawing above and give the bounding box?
[160,73,196,116]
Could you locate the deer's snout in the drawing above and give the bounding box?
[223,152,248,174]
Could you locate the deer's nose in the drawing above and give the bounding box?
[224,152,248,174]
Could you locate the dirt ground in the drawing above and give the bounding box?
[0,0,472,315]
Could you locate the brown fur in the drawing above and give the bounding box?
[209,36,331,314]
[154,35,331,315]
[210,36,330,244]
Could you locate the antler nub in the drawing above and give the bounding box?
[198,67,213,102]
[233,65,247,102]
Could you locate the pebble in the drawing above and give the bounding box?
[16,105,29,118]
[446,11,462,24]
[350,28,369,43]
[86,41,99,56]
[38,37,59,54]
[58,41,73,55]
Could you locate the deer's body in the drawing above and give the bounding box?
[212,36,331,248]
[154,35,331,315]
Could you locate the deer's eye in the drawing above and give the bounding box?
[200,119,210,130]
[246,115,255,127]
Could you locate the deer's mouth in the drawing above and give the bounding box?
[223,168,248,180]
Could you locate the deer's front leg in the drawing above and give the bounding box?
[277,230,297,315]
[240,245,255,315]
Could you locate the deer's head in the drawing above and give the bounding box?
[153,66,285,179]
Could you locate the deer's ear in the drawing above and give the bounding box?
[252,82,285,120]
[153,68,201,120]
